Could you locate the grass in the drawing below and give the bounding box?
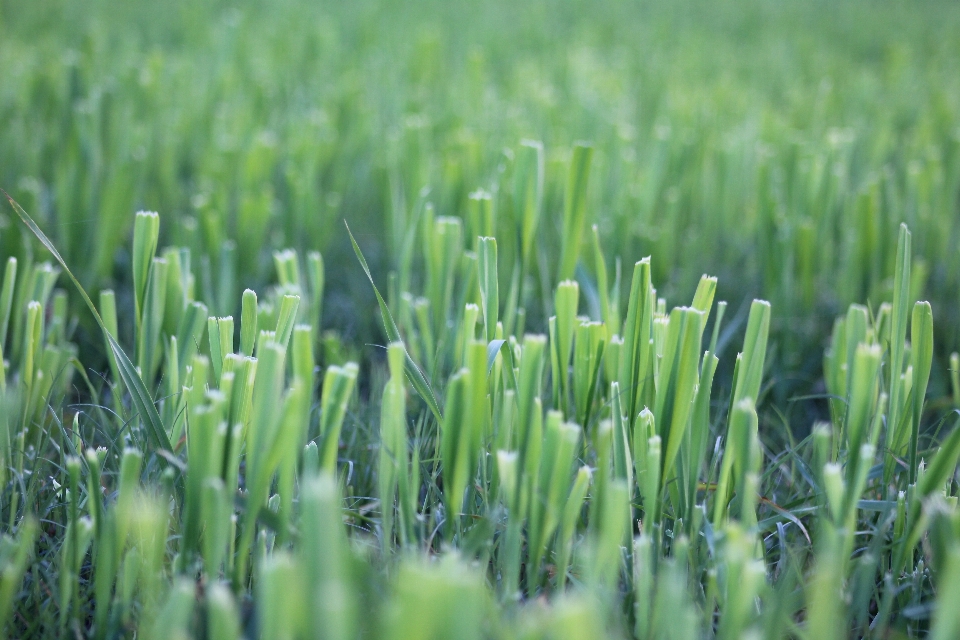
[1,0,960,638]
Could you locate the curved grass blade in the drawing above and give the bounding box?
[4,192,176,461]
[486,339,506,375]
[346,222,441,422]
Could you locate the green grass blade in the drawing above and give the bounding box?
[347,222,441,422]
[478,236,499,343]
[909,301,933,484]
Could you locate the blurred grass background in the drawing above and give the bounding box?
[2,0,960,410]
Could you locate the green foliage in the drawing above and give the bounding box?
[2,0,960,637]
[4,198,960,639]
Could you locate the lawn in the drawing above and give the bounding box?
[2,0,960,637]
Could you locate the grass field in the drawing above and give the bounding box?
[2,0,960,637]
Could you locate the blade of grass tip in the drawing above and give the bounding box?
[306,251,324,340]
[732,300,771,406]
[275,294,300,351]
[844,305,869,393]
[887,224,911,476]
[4,193,177,462]
[291,324,314,388]
[132,211,160,337]
[486,339,506,375]
[346,222,441,422]
[219,316,235,367]
[844,344,881,489]
[318,362,360,471]
[950,353,960,408]
[655,307,704,486]
[691,275,717,333]
[21,301,40,401]
[99,289,121,399]
[619,258,654,431]
[240,289,258,356]
[273,248,299,288]
[457,303,480,368]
